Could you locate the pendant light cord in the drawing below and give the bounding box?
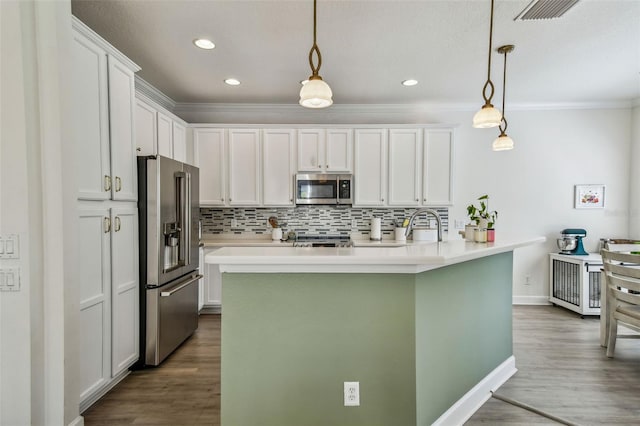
[481,0,496,105]
[308,0,322,77]
[499,48,508,134]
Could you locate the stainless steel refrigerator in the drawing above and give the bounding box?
[137,155,201,367]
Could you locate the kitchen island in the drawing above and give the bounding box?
[206,237,544,426]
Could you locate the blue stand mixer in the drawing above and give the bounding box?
[557,228,588,255]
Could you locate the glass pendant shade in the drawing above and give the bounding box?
[473,104,502,128]
[299,77,333,108]
[492,133,514,151]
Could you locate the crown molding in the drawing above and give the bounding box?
[174,100,635,116]
[71,16,140,72]
[135,76,176,111]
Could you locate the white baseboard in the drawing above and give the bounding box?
[513,295,551,305]
[68,415,84,426]
[432,356,517,426]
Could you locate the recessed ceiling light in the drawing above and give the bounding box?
[224,78,241,86]
[193,38,215,50]
[402,79,418,86]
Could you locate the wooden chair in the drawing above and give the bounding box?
[600,249,640,357]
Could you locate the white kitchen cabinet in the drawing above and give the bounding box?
[172,122,187,163]
[202,248,222,313]
[77,203,139,410]
[72,27,138,202]
[135,99,157,156]
[354,129,387,206]
[326,129,353,172]
[228,129,261,206]
[157,111,173,158]
[263,129,296,206]
[388,129,422,206]
[194,128,226,206]
[423,129,454,206]
[297,128,352,172]
[78,207,111,405]
[110,206,139,376]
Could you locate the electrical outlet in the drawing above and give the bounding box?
[351,219,357,228]
[454,220,465,230]
[344,381,360,406]
[231,219,238,228]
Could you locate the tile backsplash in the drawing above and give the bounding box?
[200,206,449,239]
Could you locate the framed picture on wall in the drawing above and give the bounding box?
[574,184,605,209]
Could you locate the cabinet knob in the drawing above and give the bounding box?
[221,198,224,202]
[415,198,419,202]
[423,198,426,202]
[136,147,141,152]
[381,198,384,202]
[318,165,322,168]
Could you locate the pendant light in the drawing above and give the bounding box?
[473,0,502,128]
[299,0,333,108]
[493,44,515,151]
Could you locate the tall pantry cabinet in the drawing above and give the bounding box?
[72,17,140,412]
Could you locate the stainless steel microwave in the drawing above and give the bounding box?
[295,174,353,205]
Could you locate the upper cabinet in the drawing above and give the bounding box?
[72,26,139,202]
[423,129,454,206]
[134,94,189,164]
[193,125,453,208]
[228,129,261,206]
[263,129,296,206]
[194,128,226,206]
[354,129,387,207]
[297,129,353,173]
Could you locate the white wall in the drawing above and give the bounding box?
[177,103,633,303]
[1,1,80,425]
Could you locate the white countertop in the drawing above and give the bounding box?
[205,236,546,274]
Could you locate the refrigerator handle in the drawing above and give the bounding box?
[185,171,192,266]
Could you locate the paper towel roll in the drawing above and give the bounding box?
[370,218,381,241]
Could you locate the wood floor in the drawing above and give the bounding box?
[83,306,640,425]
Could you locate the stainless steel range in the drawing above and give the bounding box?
[293,235,353,247]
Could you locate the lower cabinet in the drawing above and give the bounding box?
[201,247,222,313]
[78,202,139,411]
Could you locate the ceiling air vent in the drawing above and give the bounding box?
[515,0,580,21]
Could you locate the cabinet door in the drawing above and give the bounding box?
[423,129,454,206]
[135,99,157,156]
[325,129,353,172]
[157,112,173,158]
[72,32,111,201]
[297,129,324,172]
[194,128,226,206]
[388,129,422,206]
[172,121,187,163]
[108,55,137,201]
[203,248,222,309]
[110,206,139,376]
[228,129,261,206]
[263,129,296,206]
[354,129,387,206]
[78,206,111,403]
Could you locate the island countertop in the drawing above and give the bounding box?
[206,236,545,274]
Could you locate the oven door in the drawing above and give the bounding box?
[295,174,338,205]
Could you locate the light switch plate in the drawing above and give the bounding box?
[0,234,20,259]
[0,268,21,292]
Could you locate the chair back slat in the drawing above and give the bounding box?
[610,287,640,305]
[608,274,640,294]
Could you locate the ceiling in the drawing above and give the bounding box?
[71,0,640,106]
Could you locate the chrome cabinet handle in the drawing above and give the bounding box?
[104,217,111,233]
[104,175,112,192]
[114,216,121,232]
[115,176,122,192]
[136,147,141,152]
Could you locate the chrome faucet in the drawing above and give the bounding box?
[405,208,443,242]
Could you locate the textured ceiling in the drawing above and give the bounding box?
[71,0,640,106]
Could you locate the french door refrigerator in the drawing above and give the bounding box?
[137,155,201,367]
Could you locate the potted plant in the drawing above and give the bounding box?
[466,195,498,242]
